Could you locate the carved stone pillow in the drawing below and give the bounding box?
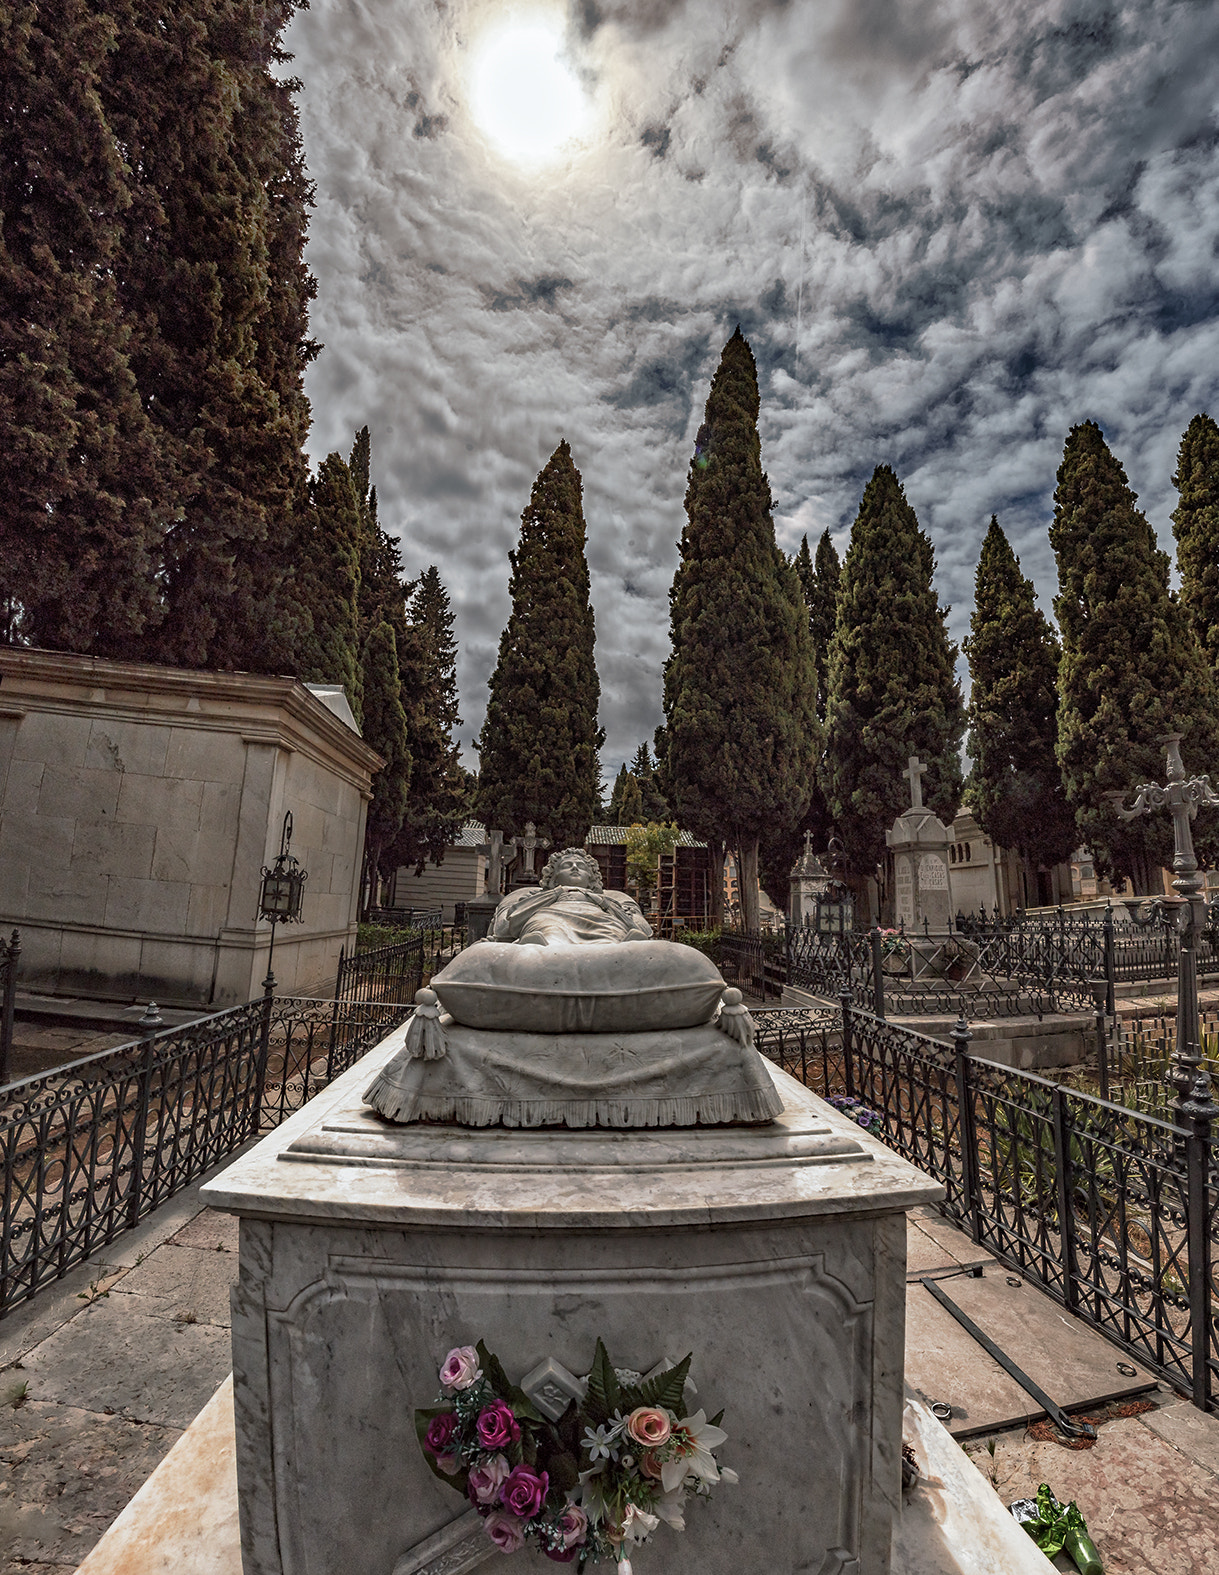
[430,939,726,1034]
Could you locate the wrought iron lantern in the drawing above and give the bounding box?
[815,836,854,935]
[259,812,307,926]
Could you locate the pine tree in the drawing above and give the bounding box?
[822,465,965,902]
[657,329,820,930]
[102,0,315,670]
[359,621,411,915]
[294,454,362,717]
[0,0,169,653]
[1172,413,1219,670]
[1052,421,1219,891]
[964,518,1076,883]
[477,441,604,849]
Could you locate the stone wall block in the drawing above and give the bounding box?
[55,929,143,996]
[84,719,171,778]
[187,883,231,937]
[2,813,76,873]
[25,863,112,924]
[200,780,242,839]
[0,850,31,911]
[104,875,192,934]
[12,710,89,768]
[2,755,44,817]
[116,772,205,834]
[153,827,232,887]
[164,728,245,784]
[38,765,122,823]
[71,820,156,880]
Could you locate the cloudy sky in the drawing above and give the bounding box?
[287,0,1219,777]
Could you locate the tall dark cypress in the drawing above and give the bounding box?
[294,453,362,717]
[477,442,604,849]
[657,329,820,930]
[964,518,1076,884]
[822,466,965,900]
[810,529,841,723]
[359,620,411,915]
[0,0,168,652]
[1172,413,1219,671]
[1052,421,1219,891]
[101,0,316,670]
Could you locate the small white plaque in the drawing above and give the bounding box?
[520,1357,586,1421]
[918,855,948,891]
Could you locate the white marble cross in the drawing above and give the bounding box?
[518,821,551,875]
[905,755,927,811]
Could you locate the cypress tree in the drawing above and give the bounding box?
[793,534,815,625]
[477,441,604,849]
[359,620,411,915]
[619,775,644,824]
[1172,413,1219,670]
[102,0,315,670]
[657,328,820,930]
[0,0,169,653]
[810,529,841,722]
[964,518,1076,887]
[630,742,668,820]
[608,764,631,822]
[822,465,965,903]
[385,565,467,874]
[1052,421,1219,891]
[294,453,362,717]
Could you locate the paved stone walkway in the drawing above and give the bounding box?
[4,1168,1219,1572]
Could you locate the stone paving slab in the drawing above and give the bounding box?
[906,1208,995,1280]
[114,1245,235,1328]
[964,1412,1219,1575]
[19,1300,231,1432]
[905,1266,1156,1437]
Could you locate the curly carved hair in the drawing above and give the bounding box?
[539,848,604,891]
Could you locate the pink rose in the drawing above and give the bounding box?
[626,1407,671,1447]
[434,1452,461,1475]
[476,1399,521,1450]
[543,1547,578,1564]
[440,1346,482,1390]
[500,1464,549,1520]
[485,1512,526,1554]
[468,1455,510,1506]
[638,1450,664,1481]
[558,1504,588,1548]
[424,1412,458,1456]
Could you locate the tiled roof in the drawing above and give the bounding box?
[586,824,707,848]
[453,821,486,848]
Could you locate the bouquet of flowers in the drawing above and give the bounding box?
[827,1093,883,1133]
[416,1338,734,1571]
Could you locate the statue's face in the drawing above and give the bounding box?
[553,852,596,888]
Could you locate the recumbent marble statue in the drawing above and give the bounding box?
[363,847,782,1129]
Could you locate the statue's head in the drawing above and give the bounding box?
[540,848,603,892]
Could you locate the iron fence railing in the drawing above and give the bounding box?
[718,932,785,1001]
[0,990,415,1320]
[753,1003,1217,1411]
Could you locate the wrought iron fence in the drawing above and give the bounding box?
[752,1003,1217,1410]
[0,990,415,1320]
[718,931,785,1001]
[336,933,426,1009]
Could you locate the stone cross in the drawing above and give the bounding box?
[905,755,927,812]
[518,821,550,876]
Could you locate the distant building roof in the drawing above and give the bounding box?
[454,821,486,848]
[586,824,707,848]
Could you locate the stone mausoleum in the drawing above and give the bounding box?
[0,648,381,1008]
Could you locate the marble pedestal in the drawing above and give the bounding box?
[201,1028,942,1575]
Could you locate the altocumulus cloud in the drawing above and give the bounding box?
[286,0,1219,773]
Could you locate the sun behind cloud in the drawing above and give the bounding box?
[467,16,592,164]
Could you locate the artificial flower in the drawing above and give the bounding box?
[625,1407,671,1447]
[476,1400,521,1450]
[661,1411,728,1493]
[467,1455,509,1506]
[558,1504,589,1548]
[582,1421,622,1461]
[484,1512,526,1554]
[424,1412,458,1456]
[439,1346,482,1390]
[653,1489,687,1530]
[501,1464,549,1520]
[619,1504,659,1545]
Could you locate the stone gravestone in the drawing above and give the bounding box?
[885,756,952,932]
[203,850,941,1575]
[788,831,829,925]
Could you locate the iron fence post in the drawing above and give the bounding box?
[870,927,885,1020]
[1093,985,1110,1102]
[1103,903,1116,1017]
[1051,1083,1079,1314]
[840,987,855,1099]
[0,929,19,1087]
[951,1013,980,1244]
[254,970,275,1136]
[1181,1068,1217,1410]
[126,1008,161,1229]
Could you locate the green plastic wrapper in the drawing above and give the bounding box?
[1008,1485,1103,1574]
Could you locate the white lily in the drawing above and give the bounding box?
[620,1503,659,1545]
[660,1410,728,1493]
[577,1467,609,1526]
[653,1488,687,1530]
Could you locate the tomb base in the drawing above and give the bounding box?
[201,1025,943,1575]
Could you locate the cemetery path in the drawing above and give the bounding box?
[2,1179,1218,1572]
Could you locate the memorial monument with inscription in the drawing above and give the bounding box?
[885,756,952,932]
[203,846,942,1575]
